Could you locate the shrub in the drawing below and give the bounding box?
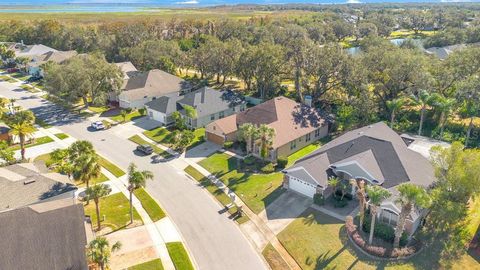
[345,216,356,234]
[365,244,387,257]
[243,155,255,165]
[261,163,275,174]
[313,193,325,206]
[391,246,416,258]
[223,141,233,149]
[138,108,146,115]
[276,156,288,169]
[351,231,366,247]
[335,189,353,200]
[333,198,348,208]
[362,216,409,246]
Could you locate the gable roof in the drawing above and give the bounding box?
[119,69,191,101]
[177,87,244,118]
[29,50,78,67]
[114,61,139,80]
[16,44,57,58]
[0,163,77,211]
[286,122,435,189]
[0,198,88,270]
[206,96,327,148]
[145,92,182,115]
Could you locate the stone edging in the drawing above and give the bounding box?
[346,231,423,262]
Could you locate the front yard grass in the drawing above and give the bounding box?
[20,84,40,93]
[134,188,166,222]
[110,110,143,123]
[8,136,54,151]
[88,106,110,114]
[143,127,205,150]
[128,135,172,158]
[198,153,284,214]
[184,165,249,224]
[166,242,194,270]
[11,72,30,81]
[278,208,479,270]
[0,75,16,83]
[98,156,125,177]
[287,141,322,167]
[128,259,164,270]
[84,192,143,232]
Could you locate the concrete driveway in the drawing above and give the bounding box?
[259,191,312,235]
[184,141,221,163]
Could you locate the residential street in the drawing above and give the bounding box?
[0,81,267,270]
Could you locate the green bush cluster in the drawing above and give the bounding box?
[362,216,408,246]
[313,193,325,206]
[276,156,288,169]
[223,141,234,149]
[243,155,255,165]
[261,163,275,174]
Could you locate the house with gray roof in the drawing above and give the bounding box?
[145,87,246,128]
[283,122,436,236]
[26,50,78,77]
[118,69,191,109]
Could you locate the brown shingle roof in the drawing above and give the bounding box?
[29,50,78,67]
[206,96,326,148]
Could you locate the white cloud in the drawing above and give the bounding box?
[175,0,199,4]
[347,0,362,3]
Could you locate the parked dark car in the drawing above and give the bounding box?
[136,144,153,155]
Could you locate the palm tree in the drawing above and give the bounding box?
[328,176,346,199]
[9,121,35,160]
[431,94,456,138]
[238,123,257,154]
[85,184,112,230]
[120,109,128,123]
[68,140,96,161]
[350,179,367,228]
[393,183,431,248]
[127,163,154,224]
[256,124,275,160]
[365,185,391,245]
[410,90,435,136]
[386,98,405,128]
[87,237,121,270]
[9,98,16,114]
[73,153,101,189]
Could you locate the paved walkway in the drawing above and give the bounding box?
[182,159,301,270]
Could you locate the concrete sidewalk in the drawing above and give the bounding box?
[182,158,301,270]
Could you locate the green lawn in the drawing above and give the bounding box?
[54,133,69,140]
[198,153,284,214]
[84,192,143,231]
[143,127,205,150]
[262,244,290,270]
[128,259,164,270]
[184,165,249,223]
[166,242,194,270]
[134,188,166,222]
[88,106,110,114]
[278,209,479,270]
[20,84,40,93]
[128,135,172,158]
[9,136,54,151]
[287,142,322,167]
[110,110,143,123]
[0,75,16,83]
[98,156,125,177]
[11,72,30,81]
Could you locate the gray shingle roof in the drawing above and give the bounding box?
[0,163,77,211]
[145,92,182,114]
[285,122,435,189]
[177,87,244,118]
[0,199,88,270]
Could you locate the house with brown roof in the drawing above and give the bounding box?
[283,122,437,236]
[205,96,330,160]
[118,69,191,109]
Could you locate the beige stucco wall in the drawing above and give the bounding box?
[187,104,246,129]
[275,125,329,158]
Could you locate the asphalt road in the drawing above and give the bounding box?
[0,81,267,270]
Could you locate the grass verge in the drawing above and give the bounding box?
[54,133,69,140]
[110,110,143,123]
[98,156,125,177]
[262,243,290,270]
[166,242,194,270]
[128,259,164,270]
[184,165,249,224]
[143,127,205,150]
[134,188,166,222]
[84,192,143,232]
[128,135,172,158]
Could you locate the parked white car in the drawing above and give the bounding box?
[91,121,105,130]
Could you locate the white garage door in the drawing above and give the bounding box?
[289,176,316,198]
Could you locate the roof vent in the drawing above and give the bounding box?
[358,131,364,135]
[24,179,36,185]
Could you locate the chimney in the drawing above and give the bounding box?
[304,95,312,107]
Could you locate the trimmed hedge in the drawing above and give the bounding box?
[362,216,408,247]
[276,156,288,169]
[261,163,275,174]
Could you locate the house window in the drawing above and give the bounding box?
[290,140,296,150]
[380,209,398,227]
[306,133,311,142]
[314,129,321,138]
[210,114,215,121]
[219,111,224,119]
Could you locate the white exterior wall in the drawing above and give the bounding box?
[288,175,317,198]
[119,97,149,109]
[146,107,167,125]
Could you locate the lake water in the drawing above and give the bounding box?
[1,1,476,13]
[346,38,425,55]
